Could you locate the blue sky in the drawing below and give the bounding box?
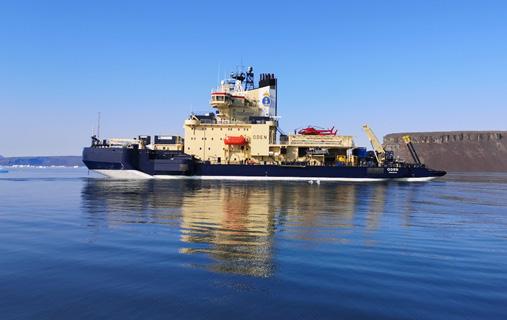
[1,0,506,156]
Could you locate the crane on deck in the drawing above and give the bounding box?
[362,124,385,165]
[402,135,422,165]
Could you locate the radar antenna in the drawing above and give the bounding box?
[230,66,255,91]
[245,66,254,90]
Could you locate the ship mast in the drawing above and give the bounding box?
[97,112,101,138]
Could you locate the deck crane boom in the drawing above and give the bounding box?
[362,124,385,165]
[402,135,422,165]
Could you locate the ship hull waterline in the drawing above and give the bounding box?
[83,147,446,182]
[92,169,438,182]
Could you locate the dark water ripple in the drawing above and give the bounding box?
[1,169,507,319]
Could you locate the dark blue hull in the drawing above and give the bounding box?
[83,147,194,176]
[193,163,445,180]
[83,147,446,180]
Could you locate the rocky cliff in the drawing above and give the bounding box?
[383,131,507,172]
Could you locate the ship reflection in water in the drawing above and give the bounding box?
[81,179,406,277]
[3,170,506,319]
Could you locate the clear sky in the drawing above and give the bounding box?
[1,0,506,156]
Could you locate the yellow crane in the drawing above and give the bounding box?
[362,124,385,165]
[402,135,422,165]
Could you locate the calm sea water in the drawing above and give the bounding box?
[1,168,506,320]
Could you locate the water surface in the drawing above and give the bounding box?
[1,168,506,319]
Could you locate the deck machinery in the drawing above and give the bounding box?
[82,66,446,181]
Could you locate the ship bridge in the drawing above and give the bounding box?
[209,67,277,123]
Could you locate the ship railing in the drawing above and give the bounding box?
[215,120,251,125]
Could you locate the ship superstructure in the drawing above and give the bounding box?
[82,66,446,181]
[183,68,353,167]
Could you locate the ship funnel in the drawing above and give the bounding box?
[259,73,277,88]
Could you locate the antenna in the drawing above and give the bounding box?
[217,63,221,85]
[238,58,245,75]
[97,112,101,138]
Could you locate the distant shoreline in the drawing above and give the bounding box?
[0,156,83,168]
[3,165,83,169]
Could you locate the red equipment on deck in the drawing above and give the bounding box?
[297,126,337,136]
[224,135,248,145]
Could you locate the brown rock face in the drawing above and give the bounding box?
[383,131,507,172]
